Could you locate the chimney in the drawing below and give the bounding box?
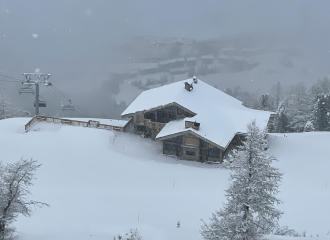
[184,82,193,91]
[192,121,200,130]
[193,76,198,84]
[185,120,200,130]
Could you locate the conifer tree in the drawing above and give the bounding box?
[201,120,283,240]
[309,77,330,98]
[259,94,269,111]
[286,83,313,132]
[269,82,283,111]
[273,102,289,133]
[311,93,330,131]
[304,120,314,132]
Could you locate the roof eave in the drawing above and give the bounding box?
[156,129,225,151]
[121,102,197,119]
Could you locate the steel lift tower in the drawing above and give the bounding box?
[21,73,52,116]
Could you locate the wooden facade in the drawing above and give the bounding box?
[128,104,247,163]
[127,103,271,163]
[162,132,223,163]
[132,104,195,139]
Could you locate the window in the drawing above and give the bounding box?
[169,113,176,119]
[167,106,176,113]
[201,139,208,147]
[186,151,195,156]
[144,112,155,121]
[177,135,183,143]
[177,107,184,115]
[165,144,176,152]
[166,137,177,143]
[183,111,192,117]
[157,110,168,123]
[136,125,146,132]
[208,149,220,158]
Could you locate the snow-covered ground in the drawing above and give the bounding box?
[0,118,330,240]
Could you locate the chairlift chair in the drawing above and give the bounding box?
[62,105,75,111]
[18,86,35,95]
[33,101,47,108]
[62,100,75,111]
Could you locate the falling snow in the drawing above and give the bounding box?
[86,9,92,17]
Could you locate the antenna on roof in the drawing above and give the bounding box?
[193,76,198,84]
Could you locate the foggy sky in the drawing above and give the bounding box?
[1,0,330,117]
[1,0,330,80]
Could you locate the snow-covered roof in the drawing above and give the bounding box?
[159,58,185,65]
[222,47,236,51]
[121,78,273,149]
[111,69,138,75]
[232,56,245,61]
[242,46,269,52]
[186,57,197,61]
[201,55,214,59]
[138,65,158,71]
[218,54,229,59]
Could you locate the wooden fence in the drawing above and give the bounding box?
[25,115,129,132]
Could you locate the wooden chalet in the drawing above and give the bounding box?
[121,77,274,163]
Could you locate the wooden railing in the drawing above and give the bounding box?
[143,118,167,130]
[25,115,128,132]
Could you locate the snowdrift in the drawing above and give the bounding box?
[0,118,329,240]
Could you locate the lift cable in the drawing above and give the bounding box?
[51,85,71,102]
[50,84,89,117]
[74,105,89,117]
[0,74,24,82]
[45,85,64,103]
[39,95,62,112]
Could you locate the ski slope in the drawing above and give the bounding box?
[0,118,329,240]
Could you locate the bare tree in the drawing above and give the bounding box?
[115,228,143,240]
[0,158,49,239]
[0,93,30,120]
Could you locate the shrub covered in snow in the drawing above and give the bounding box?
[115,228,142,240]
